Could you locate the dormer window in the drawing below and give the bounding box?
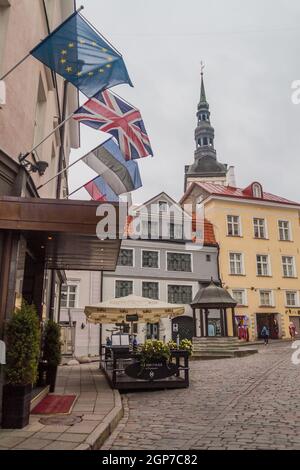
[252,183,263,198]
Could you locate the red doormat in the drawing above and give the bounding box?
[31,395,77,415]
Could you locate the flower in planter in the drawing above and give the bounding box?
[139,339,171,365]
[167,340,178,350]
[179,338,193,355]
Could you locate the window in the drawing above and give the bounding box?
[231,289,246,306]
[259,290,273,306]
[142,282,159,300]
[158,201,168,212]
[167,252,191,272]
[142,220,159,239]
[168,285,193,304]
[282,256,295,277]
[115,280,133,298]
[34,76,47,158]
[253,183,263,198]
[117,249,134,266]
[206,254,211,262]
[209,138,213,146]
[256,255,270,276]
[142,251,159,268]
[169,223,183,240]
[286,291,298,307]
[253,218,266,239]
[278,220,291,241]
[203,137,208,146]
[227,215,241,236]
[229,253,243,275]
[61,284,78,308]
[0,1,10,77]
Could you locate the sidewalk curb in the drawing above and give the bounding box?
[75,390,124,451]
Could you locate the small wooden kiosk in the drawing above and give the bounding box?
[85,295,190,390]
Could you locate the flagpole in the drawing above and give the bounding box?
[36,136,112,190]
[0,53,31,81]
[36,150,85,190]
[65,180,92,199]
[19,111,75,163]
[0,6,84,82]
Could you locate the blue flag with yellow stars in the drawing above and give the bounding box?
[30,11,133,98]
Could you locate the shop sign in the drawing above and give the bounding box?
[125,361,178,381]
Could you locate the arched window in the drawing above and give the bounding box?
[252,183,263,198]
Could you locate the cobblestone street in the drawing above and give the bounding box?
[102,342,300,450]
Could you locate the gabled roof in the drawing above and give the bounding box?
[181,181,300,207]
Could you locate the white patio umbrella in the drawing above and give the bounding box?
[84,294,185,324]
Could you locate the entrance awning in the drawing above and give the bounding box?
[0,196,122,271]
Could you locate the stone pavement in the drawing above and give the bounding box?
[103,342,300,450]
[0,363,123,450]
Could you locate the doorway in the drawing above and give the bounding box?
[256,313,280,339]
[172,315,194,341]
[60,323,75,356]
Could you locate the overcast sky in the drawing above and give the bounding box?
[69,0,300,205]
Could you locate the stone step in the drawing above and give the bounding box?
[30,385,49,412]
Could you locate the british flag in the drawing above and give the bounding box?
[73,89,153,161]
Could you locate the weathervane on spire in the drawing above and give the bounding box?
[200,60,205,76]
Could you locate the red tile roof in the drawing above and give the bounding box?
[184,182,300,207]
[192,215,217,246]
[123,215,217,245]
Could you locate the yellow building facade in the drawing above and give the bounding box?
[181,181,300,341]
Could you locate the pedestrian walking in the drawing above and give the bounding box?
[261,325,270,345]
[289,322,296,341]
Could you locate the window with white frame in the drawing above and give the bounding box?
[168,285,193,304]
[253,218,266,239]
[231,289,246,306]
[259,290,273,306]
[252,183,263,198]
[115,280,133,298]
[142,282,159,300]
[167,252,191,272]
[282,256,295,277]
[61,284,78,308]
[227,215,241,236]
[117,249,134,266]
[286,291,298,307]
[142,250,159,268]
[278,220,291,241]
[229,253,243,275]
[256,255,270,276]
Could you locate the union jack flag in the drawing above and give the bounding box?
[73,89,153,161]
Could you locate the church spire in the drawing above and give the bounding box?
[199,62,207,106]
[194,64,216,159]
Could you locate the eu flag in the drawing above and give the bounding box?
[30,12,133,98]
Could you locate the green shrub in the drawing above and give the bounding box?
[5,303,41,385]
[43,320,62,366]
